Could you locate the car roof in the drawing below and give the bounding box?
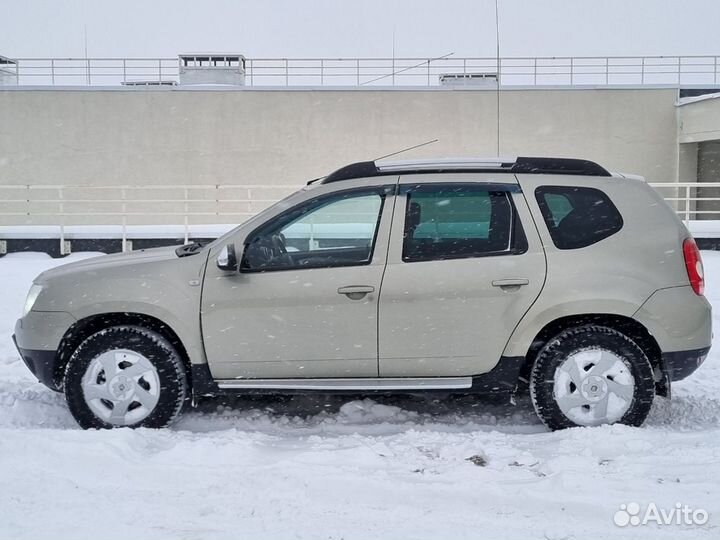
[315,156,612,185]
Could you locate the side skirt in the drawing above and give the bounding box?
[217,377,472,391]
[190,356,524,399]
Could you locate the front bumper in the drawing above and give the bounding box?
[13,310,75,391]
[12,334,62,391]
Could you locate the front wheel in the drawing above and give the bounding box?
[530,325,655,430]
[64,325,188,429]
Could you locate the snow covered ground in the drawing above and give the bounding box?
[1,252,719,539]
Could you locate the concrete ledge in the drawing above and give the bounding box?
[3,221,720,258]
[0,84,699,92]
[0,224,235,240]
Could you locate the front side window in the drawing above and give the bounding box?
[535,185,623,250]
[242,189,385,271]
[402,184,521,262]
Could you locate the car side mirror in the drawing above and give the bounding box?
[216,244,240,272]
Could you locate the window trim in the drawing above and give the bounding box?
[534,185,624,250]
[240,185,391,273]
[400,183,528,264]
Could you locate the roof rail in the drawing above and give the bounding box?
[511,157,611,177]
[318,156,611,184]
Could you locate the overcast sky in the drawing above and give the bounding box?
[1,0,719,59]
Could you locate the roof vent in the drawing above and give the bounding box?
[121,80,178,87]
[439,73,498,87]
[178,53,246,86]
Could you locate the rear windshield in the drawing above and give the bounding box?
[535,186,623,249]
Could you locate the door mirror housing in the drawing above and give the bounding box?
[216,244,240,272]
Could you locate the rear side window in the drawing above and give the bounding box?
[535,186,623,249]
[402,184,526,262]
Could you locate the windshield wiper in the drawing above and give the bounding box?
[175,240,208,258]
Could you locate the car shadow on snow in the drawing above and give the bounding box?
[177,392,547,434]
[178,388,720,434]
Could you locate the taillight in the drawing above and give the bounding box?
[683,238,705,296]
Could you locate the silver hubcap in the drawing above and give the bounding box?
[81,349,160,426]
[554,348,635,426]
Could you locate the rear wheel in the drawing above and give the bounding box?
[64,325,188,429]
[530,325,655,430]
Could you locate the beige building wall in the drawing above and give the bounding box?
[0,87,680,226]
[677,98,720,219]
[679,143,699,183]
[499,88,679,183]
[678,95,720,143]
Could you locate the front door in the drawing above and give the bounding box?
[378,175,546,377]
[201,185,394,380]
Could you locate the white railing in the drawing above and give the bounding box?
[1,181,719,254]
[2,55,720,87]
[0,183,299,253]
[650,182,720,222]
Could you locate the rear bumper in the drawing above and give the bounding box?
[633,286,712,353]
[12,334,62,391]
[662,346,710,382]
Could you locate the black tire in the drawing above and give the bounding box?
[64,325,188,429]
[530,325,655,431]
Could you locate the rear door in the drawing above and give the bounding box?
[378,174,546,377]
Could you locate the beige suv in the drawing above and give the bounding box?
[13,157,712,430]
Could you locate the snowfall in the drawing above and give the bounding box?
[1,252,719,540]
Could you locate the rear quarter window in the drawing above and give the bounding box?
[535,186,623,249]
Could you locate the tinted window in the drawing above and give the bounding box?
[535,186,623,250]
[243,190,384,271]
[402,185,520,262]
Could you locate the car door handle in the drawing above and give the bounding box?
[338,285,375,300]
[492,278,530,288]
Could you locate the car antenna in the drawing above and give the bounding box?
[374,138,439,161]
[307,139,439,185]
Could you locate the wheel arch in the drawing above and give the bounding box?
[515,313,666,396]
[54,312,193,391]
